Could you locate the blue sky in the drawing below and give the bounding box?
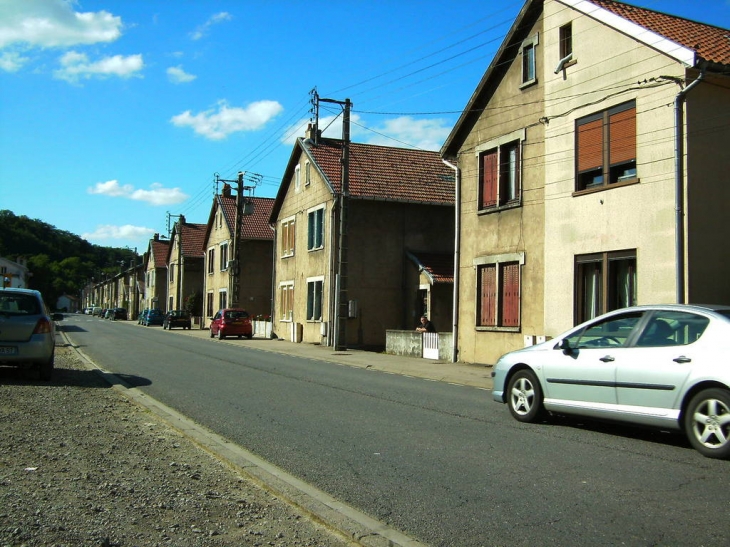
[2,0,729,255]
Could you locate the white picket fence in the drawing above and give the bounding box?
[423,332,439,359]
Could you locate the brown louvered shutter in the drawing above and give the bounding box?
[577,118,603,172]
[609,107,636,166]
[481,150,498,208]
[501,262,520,327]
[480,265,496,326]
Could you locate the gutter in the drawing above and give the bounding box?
[674,67,705,304]
[442,158,460,363]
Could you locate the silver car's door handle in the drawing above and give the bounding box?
[673,356,691,364]
[599,355,615,362]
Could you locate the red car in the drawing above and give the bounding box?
[209,309,253,340]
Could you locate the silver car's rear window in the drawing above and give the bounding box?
[0,294,41,315]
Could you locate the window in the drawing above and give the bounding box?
[219,242,229,271]
[169,263,175,282]
[295,165,301,191]
[305,161,311,186]
[307,206,325,250]
[207,248,215,274]
[576,101,637,191]
[206,292,214,317]
[478,137,522,210]
[575,250,636,323]
[636,311,710,347]
[520,34,538,86]
[307,278,323,321]
[559,23,572,60]
[280,282,294,320]
[281,217,295,257]
[476,257,521,328]
[218,290,227,311]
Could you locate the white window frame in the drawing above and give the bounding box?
[307,204,325,251]
[279,281,294,321]
[219,242,229,271]
[281,216,296,258]
[306,276,324,321]
[520,33,539,88]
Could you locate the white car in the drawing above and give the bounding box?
[492,304,730,459]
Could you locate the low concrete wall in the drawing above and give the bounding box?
[386,330,454,361]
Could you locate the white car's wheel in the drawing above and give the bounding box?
[506,369,545,423]
[684,388,730,459]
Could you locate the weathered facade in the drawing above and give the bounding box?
[442,0,730,364]
[142,234,170,312]
[166,216,206,313]
[203,184,275,319]
[270,128,455,349]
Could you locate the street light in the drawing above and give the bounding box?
[2,276,9,289]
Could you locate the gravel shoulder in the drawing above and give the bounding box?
[0,344,355,547]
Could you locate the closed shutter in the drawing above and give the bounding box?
[577,118,603,173]
[480,265,496,326]
[481,150,498,208]
[609,106,636,166]
[501,262,520,327]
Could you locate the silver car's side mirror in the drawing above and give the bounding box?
[559,338,573,354]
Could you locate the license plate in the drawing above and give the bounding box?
[0,346,18,355]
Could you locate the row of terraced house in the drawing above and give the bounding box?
[85,0,730,365]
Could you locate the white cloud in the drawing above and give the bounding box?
[171,99,283,140]
[190,12,232,41]
[167,65,196,84]
[88,180,188,206]
[0,51,30,72]
[54,50,144,82]
[0,0,122,49]
[82,224,155,243]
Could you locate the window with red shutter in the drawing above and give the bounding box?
[501,262,520,327]
[479,265,496,326]
[480,149,498,209]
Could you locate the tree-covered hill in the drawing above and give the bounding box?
[0,210,139,306]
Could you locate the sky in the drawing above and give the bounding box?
[2,0,730,256]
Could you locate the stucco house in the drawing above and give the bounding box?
[269,126,455,349]
[202,184,275,319]
[0,256,29,288]
[142,233,171,312]
[166,216,207,313]
[441,0,730,364]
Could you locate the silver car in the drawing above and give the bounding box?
[0,288,63,380]
[492,304,730,459]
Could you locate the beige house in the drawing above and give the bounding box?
[202,184,274,319]
[269,127,455,349]
[142,234,170,312]
[166,215,206,313]
[442,0,730,365]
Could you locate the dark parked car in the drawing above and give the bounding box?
[110,307,128,321]
[163,310,191,330]
[0,288,63,380]
[210,309,252,339]
[140,309,164,326]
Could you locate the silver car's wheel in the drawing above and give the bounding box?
[506,369,545,423]
[684,388,730,459]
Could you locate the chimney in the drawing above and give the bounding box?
[179,214,186,224]
[222,183,232,198]
[305,123,321,144]
[154,233,159,241]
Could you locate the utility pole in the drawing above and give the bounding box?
[215,172,261,308]
[167,212,183,310]
[315,92,351,350]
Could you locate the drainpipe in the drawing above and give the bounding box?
[442,158,460,363]
[674,68,705,304]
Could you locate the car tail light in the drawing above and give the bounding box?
[33,318,53,335]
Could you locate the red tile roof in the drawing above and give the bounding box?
[591,0,730,65]
[151,239,169,269]
[408,252,455,284]
[305,139,455,205]
[218,195,275,240]
[179,222,207,258]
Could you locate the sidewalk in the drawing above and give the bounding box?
[172,325,495,391]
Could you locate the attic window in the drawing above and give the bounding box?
[295,165,301,191]
[560,23,572,60]
[520,33,539,88]
[305,161,311,186]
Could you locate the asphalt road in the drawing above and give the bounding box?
[63,314,730,546]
